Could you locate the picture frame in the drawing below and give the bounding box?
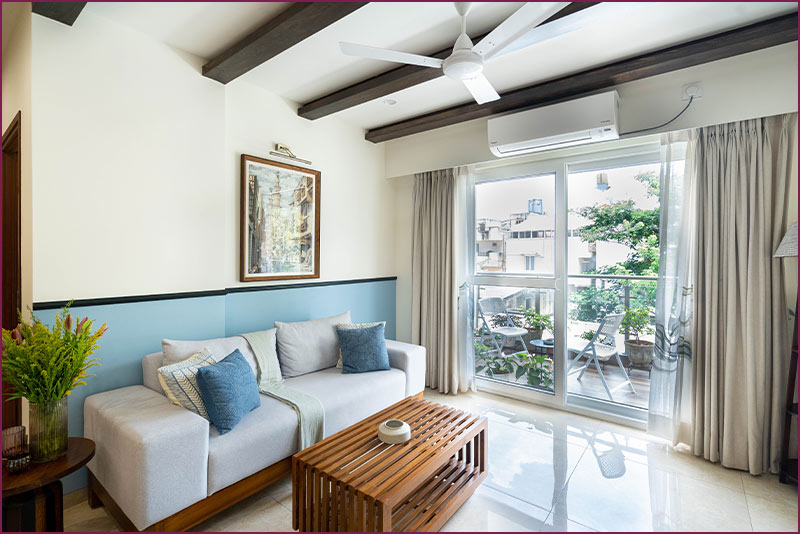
[240,154,320,282]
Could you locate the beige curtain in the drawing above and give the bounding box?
[411,168,472,394]
[690,113,797,474]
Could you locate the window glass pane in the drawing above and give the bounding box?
[474,285,555,394]
[566,162,660,410]
[475,173,555,276]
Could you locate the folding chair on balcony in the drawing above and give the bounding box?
[567,313,635,401]
[477,297,528,355]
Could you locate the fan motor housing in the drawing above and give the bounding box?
[443,49,484,81]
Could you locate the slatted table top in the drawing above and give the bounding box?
[294,396,485,506]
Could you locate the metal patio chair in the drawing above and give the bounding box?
[567,313,635,401]
[477,297,528,355]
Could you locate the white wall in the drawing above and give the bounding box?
[32,11,226,301]
[2,3,33,313]
[224,81,392,287]
[384,42,799,179]
[388,42,798,343]
[28,11,395,303]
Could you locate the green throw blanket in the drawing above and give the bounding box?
[242,330,324,450]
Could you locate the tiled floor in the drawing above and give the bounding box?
[64,388,798,532]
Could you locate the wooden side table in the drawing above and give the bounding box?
[3,437,95,532]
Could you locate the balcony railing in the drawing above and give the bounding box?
[473,274,658,405]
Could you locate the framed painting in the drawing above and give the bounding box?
[240,154,320,282]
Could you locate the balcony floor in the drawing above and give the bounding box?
[567,362,651,410]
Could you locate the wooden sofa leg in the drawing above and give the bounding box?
[87,473,102,509]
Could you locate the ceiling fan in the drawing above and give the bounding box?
[340,2,571,105]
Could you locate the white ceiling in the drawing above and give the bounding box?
[87,2,797,130]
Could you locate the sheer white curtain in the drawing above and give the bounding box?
[649,131,695,442]
[455,166,476,393]
[411,166,475,394]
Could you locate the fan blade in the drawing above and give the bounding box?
[473,2,570,60]
[493,3,641,60]
[339,42,443,68]
[462,74,500,105]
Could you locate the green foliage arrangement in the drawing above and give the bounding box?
[514,352,553,389]
[474,343,515,377]
[621,307,655,342]
[521,308,553,333]
[2,305,107,403]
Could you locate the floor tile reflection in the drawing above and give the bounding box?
[63,388,798,532]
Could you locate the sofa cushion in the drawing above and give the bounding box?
[337,323,390,374]
[197,350,261,434]
[157,348,216,419]
[162,335,260,376]
[335,322,384,369]
[275,311,351,378]
[142,352,164,393]
[285,367,406,437]
[207,394,299,495]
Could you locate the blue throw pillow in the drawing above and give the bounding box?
[336,323,390,374]
[196,349,261,434]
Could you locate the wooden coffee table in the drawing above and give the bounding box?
[292,396,487,532]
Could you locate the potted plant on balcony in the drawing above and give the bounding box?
[522,308,553,340]
[474,343,515,378]
[513,351,554,390]
[2,305,107,462]
[622,307,655,367]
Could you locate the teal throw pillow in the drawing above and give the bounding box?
[196,349,261,434]
[336,323,390,374]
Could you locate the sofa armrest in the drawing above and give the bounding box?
[386,339,426,396]
[84,385,209,530]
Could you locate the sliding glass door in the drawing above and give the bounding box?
[471,141,662,423]
[473,170,564,402]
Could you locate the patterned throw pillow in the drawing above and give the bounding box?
[157,348,216,419]
[336,323,390,374]
[335,322,385,368]
[196,349,261,434]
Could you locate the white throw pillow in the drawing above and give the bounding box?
[157,348,216,419]
[275,311,351,378]
[161,335,260,376]
[335,322,386,369]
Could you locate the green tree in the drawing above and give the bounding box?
[569,170,660,322]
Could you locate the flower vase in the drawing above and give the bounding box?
[29,397,68,462]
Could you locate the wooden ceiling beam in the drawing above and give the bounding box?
[203,2,367,85]
[365,13,798,144]
[298,2,600,121]
[31,2,86,26]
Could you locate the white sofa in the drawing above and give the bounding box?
[83,338,426,531]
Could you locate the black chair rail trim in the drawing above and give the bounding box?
[32,276,398,310]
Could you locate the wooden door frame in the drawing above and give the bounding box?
[3,111,23,428]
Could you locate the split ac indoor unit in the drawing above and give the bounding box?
[488,91,619,157]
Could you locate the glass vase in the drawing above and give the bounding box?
[29,397,68,463]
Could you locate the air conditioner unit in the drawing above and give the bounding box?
[488,91,619,157]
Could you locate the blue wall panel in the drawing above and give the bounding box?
[30,279,395,493]
[225,280,397,338]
